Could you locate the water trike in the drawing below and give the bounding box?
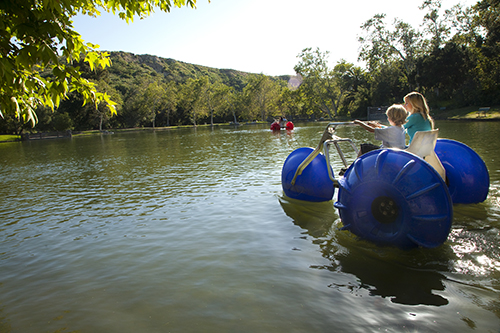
[271,118,294,131]
[281,122,489,249]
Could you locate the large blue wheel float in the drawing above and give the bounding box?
[334,149,452,249]
[281,123,490,249]
[434,139,489,204]
[281,147,334,202]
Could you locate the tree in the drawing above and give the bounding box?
[331,60,366,116]
[242,74,282,121]
[179,78,209,126]
[280,86,304,120]
[369,62,407,106]
[294,48,350,118]
[358,14,423,89]
[206,80,234,126]
[119,76,153,128]
[143,80,165,129]
[197,76,226,127]
[473,0,500,104]
[94,79,122,130]
[221,86,239,124]
[448,4,483,48]
[416,42,474,104]
[442,0,500,104]
[420,0,454,50]
[161,81,178,127]
[51,112,74,132]
[334,62,370,117]
[0,0,198,127]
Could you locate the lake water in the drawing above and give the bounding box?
[0,121,499,332]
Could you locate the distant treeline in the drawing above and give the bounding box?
[1,0,498,134]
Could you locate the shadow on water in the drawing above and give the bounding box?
[325,244,450,306]
[0,300,11,333]
[280,192,500,319]
[279,196,452,307]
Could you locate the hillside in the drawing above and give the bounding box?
[106,51,291,91]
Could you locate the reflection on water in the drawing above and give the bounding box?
[279,196,449,307]
[279,196,337,239]
[0,121,499,332]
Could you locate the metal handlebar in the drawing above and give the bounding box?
[290,122,358,185]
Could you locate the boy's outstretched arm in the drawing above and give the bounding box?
[354,119,376,133]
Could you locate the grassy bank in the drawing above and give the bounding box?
[0,135,21,142]
[434,105,500,120]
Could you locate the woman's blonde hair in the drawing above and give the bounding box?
[404,92,434,129]
[386,104,408,126]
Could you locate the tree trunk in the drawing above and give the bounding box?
[223,96,238,124]
[320,102,333,119]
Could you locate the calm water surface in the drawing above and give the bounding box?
[0,121,499,332]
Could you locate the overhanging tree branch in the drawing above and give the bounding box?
[0,0,200,126]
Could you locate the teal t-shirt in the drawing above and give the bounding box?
[403,113,431,142]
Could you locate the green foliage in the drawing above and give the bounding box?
[420,0,454,50]
[355,0,500,112]
[241,74,283,121]
[0,0,198,128]
[294,47,336,118]
[472,0,500,104]
[293,48,366,119]
[52,112,73,131]
[2,0,499,132]
[46,51,291,129]
[416,42,477,105]
[358,14,423,90]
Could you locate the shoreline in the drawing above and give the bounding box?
[2,117,499,143]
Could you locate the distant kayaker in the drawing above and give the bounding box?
[271,118,281,131]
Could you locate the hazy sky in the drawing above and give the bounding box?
[72,0,477,76]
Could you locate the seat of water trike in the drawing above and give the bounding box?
[405,129,446,181]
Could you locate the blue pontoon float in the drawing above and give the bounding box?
[281,122,489,249]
